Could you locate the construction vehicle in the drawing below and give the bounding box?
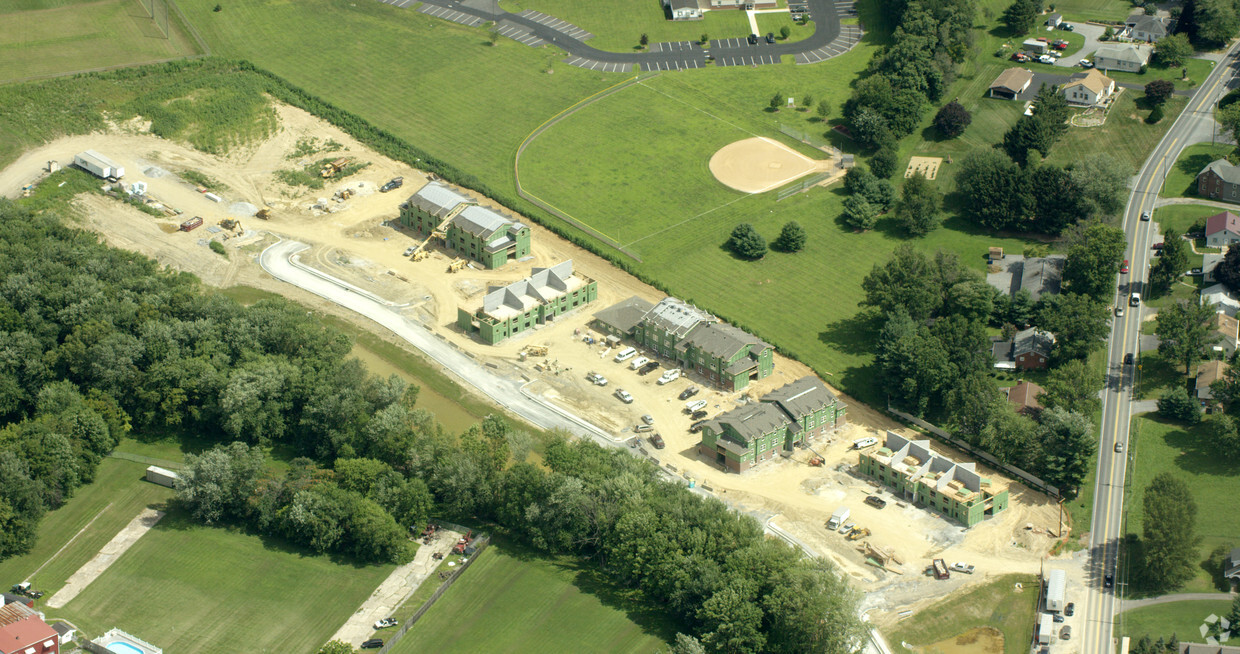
[452,530,474,555]
[523,345,548,357]
[333,187,354,201]
[847,527,869,541]
[932,558,950,580]
[320,157,352,178]
[808,456,823,466]
[411,249,429,262]
[447,258,467,273]
[180,216,204,232]
[255,206,272,220]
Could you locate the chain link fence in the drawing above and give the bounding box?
[377,534,491,654]
[776,171,833,200]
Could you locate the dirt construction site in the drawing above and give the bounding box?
[0,102,1065,624]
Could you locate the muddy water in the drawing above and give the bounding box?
[348,345,479,434]
[921,627,1005,654]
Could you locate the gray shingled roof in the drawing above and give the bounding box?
[706,402,789,444]
[593,296,655,335]
[455,205,515,241]
[482,260,575,314]
[1201,158,1240,185]
[1126,13,1168,36]
[643,297,714,338]
[1018,256,1065,301]
[679,322,771,361]
[666,0,698,9]
[1014,328,1054,358]
[408,182,472,218]
[763,376,837,421]
[1095,43,1151,64]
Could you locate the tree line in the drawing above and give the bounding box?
[0,200,861,652]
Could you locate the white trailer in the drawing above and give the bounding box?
[145,465,179,488]
[828,506,850,530]
[1045,568,1066,612]
[73,150,124,180]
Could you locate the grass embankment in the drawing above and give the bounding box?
[392,540,675,653]
[1119,600,1235,642]
[0,0,203,82]
[1125,416,1240,593]
[886,574,1041,654]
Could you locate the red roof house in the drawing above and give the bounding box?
[0,603,58,654]
[1205,211,1240,248]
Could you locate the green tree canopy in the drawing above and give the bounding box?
[773,221,807,252]
[1038,407,1097,498]
[1041,358,1103,415]
[1149,229,1190,297]
[933,100,972,138]
[895,172,941,236]
[841,195,879,231]
[727,223,768,260]
[1157,385,1201,424]
[1141,472,1200,590]
[1156,299,1221,375]
[1036,293,1110,362]
[1062,222,1127,299]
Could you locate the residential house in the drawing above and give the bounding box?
[1061,69,1116,105]
[1005,380,1044,415]
[1198,159,1240,204]
[663,0,703,19]
[1204,252,1225,283]
[988,255,1066,301]
[992,337,1016,370]
[1205,211,1240,248]
[698,377,846,472]
[1125,14,1170,42]
[1196,359,1228,404]
[1209,311,1239,359]
[398,182,531,269]
[1013,328,1055,369]
[859,431,1010,527]
[1093,43,1152,72]
[1046,12,1062,28]
[1225,547,1240,585]
[0,602,58,654]
[457,260,597,345]
[49,623,73,648]
[590,295,654,343]
[988,68,1034,100]
[1203,283,1240,317]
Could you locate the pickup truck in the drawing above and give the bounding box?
[949,562,975,574]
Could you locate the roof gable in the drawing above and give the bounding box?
[1064,69,1114,95]
[990,68,1033,93]
[707,402,789,443]
[1200,159,1240,185]
[681,322,770,362]
[762,376,837,420]
[1095,43,1151,63]
[1014,328,1054,358]
[1206,211,1240,236]
[407,182,473,218]
[482,260,577,314]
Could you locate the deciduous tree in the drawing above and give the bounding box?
[1157,386,1201,424]
[1142,472,1200,590]
[1062,222,1127,299]
[1039,408,1097,498]
[1149,229,1190,296]
[1144,78,1176,106]
[895,172,941,236]
[1155,33,1192,66]
[1037,293,1110,361]
[1156,299,1221,375]
[1041,358,1103,415]
[933,100,972,138]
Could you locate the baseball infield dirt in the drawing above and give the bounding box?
[708,137,831,193]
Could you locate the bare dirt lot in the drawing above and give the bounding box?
[2,102,1065,622]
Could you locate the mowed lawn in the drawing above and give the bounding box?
[497,0,753,51]
[0,0,202,82]
[0,458,172,594]
[1126,416,1240,592]
[1120,600,1234,641]
[887,574,1040,654]
[1151,203,1226,235]
[1164,143,1235,197]
[58,508,393,652]
[392,542,674,653]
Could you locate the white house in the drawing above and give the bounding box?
[1023,38,1049,54]
[1061,69,1116,105]
[663,0,703,20]
[1093,43,1152,73]
[1203,283,1240,317]
[1206,211,1240,248]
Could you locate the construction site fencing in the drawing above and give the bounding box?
[777,171,832,200]
[376,534,491,654]
[887,406,1061,498]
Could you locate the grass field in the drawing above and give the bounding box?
[756,14,816,44]
[497,0,755,51]
[887,574,1040,654]
[0,0,203,82]
[392,541,674,653]
[1151,203,1225,235]
[1163,143,1235,197]
[56,507,393,651]
[1126,416,1240,592]
[1119,600,1234,641]
[1092,57,1215,89]
[1050,0,1133,21]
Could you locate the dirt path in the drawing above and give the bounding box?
[46,508,164,608]
[328,529,462,647]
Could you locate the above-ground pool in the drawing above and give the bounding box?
[97,628,162,654]
[106,642,145,654]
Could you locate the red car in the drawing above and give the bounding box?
[1152,242,1164,250]
[1120,260,1129,274]
[1054,42,1069,50]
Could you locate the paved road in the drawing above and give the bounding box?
[1054,21,1104,68]
[1082,37,1240,654]
[1118,592,1236,613]
[381,0,861,70]
[258,240,621,446]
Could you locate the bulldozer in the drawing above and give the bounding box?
[447,258,467,273]
[320,157,352,179]
[255,207,272,220]
[847,527,869,541]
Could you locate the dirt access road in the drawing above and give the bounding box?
[0,102,1064,622]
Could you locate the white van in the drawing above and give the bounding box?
[629,356,650,370]
[684,399,707,413]
[1129,293,1141,307]
[614,347,637,363]
[853,436,878,449]
[658,368,682,385]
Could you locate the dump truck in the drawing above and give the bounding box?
[74,150,124,180]
[320,157,352,178]
[180,216,204,232]
[932,558,950,580]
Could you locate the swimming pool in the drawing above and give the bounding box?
[105,642,145,654]
[97,628,162,654]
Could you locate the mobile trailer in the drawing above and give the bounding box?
[73,150,124,180]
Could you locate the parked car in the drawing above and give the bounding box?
[1061,625,1072,640]
[1065,602,1075,616]
[1053,614,1065,623]
[615,389,634,403]
[658,368,682,385]
[1188,267,1203,276]
[864,495,887,509]
[949,562,975,574]
[1079,58,1093,67]
[1039,54,1055,64]
[629,356,650,370]
[1120,259,1129,274]
[1152,241,1164,249]
[614,347,637,363]
[635,424,653,433]
[649,433,665,449]
[747,33,758,44]
[362,639,384,649]
[374,617,398,629]
[689,420,708,433]
[685,399,707,413]
[379,177,404,193]
[1012,52,1029,62]
[679,386,700,400]
[1050,50,1063,58]
[638,361,660,375]
[1062,22,1074,30]
[586,371,608,386]
[403,246,416,256]
[691,409,708,420]
[839,522,855,535]
[642,414,654,425]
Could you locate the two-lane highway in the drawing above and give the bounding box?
[1083,43,1240,654]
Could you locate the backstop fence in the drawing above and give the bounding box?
[376,534,491,654]
[779,123,832,150]
[776,171,833,200]
[136,0,170,39]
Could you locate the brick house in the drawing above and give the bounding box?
[1013,328,1055,369]
[399,182,530,269]
[1198,160,1240,204]
[697,377,846,472]
[457,260,597,344]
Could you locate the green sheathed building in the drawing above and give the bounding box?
[859,431,1009,527]
[457,260,597,345]
[399,182,530,269]
[697,376,846,472]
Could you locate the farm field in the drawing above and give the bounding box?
[886,574,1040,654]
[57,507,394,651]
[0,0,203,82]
[391,541,674,653]
[1125,416,1240,593]
[496,0,753,51]
[1119,600,1234,642]
[1164,143,1234,197]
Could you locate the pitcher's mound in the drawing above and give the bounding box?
[709,137,832,193]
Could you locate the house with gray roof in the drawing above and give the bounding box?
[629,297,775,391]
[1198,159,1240,204]
[1125,13,1170,41]
[987,255,1065,302]
[1225,547,1240,584]
[1093,43,1152,73]
[1180,645,1240,654]
[1204,252,1225,283]
[698,377,845,472]
[457,260,597,344]
[399,182,530,268]
[1013,328,1055,369]
[591,296,655,341]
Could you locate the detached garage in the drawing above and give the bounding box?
[988,68,1034,99]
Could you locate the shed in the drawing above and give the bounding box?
[1046,12,1062,27]
[988,68,1034,100]
[1045,568,1066,612]
[988,246,1004,262]
[145,465,179,488]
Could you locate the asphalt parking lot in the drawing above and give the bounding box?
[414,2,484,27]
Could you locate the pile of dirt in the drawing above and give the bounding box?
[143,166,169,178]
[230,201,258,216]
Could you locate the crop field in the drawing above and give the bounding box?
[497,0,753,51]
[58,507,393,651]
[0,0,203,82]
[392,542,673,653]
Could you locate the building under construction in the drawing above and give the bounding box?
[399,182,530,269]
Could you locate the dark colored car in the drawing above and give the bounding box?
[1151,241,1164,249]
[379,177,403,193]
[1104,574,1114,588]
[678,386,700,401]
[691,409,708,420]
[1124,353,1134,365]
[689,420,707,433]
[638,361,660,375]
[865,495,887,509]
[649,434,665,449]
[1065,602,1075,616]
[747,33,758,44]
[362,639,384,649]
[765,32,775,43]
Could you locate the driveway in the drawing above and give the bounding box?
[1056,21,1105,67]
[1118,591,1236,613]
